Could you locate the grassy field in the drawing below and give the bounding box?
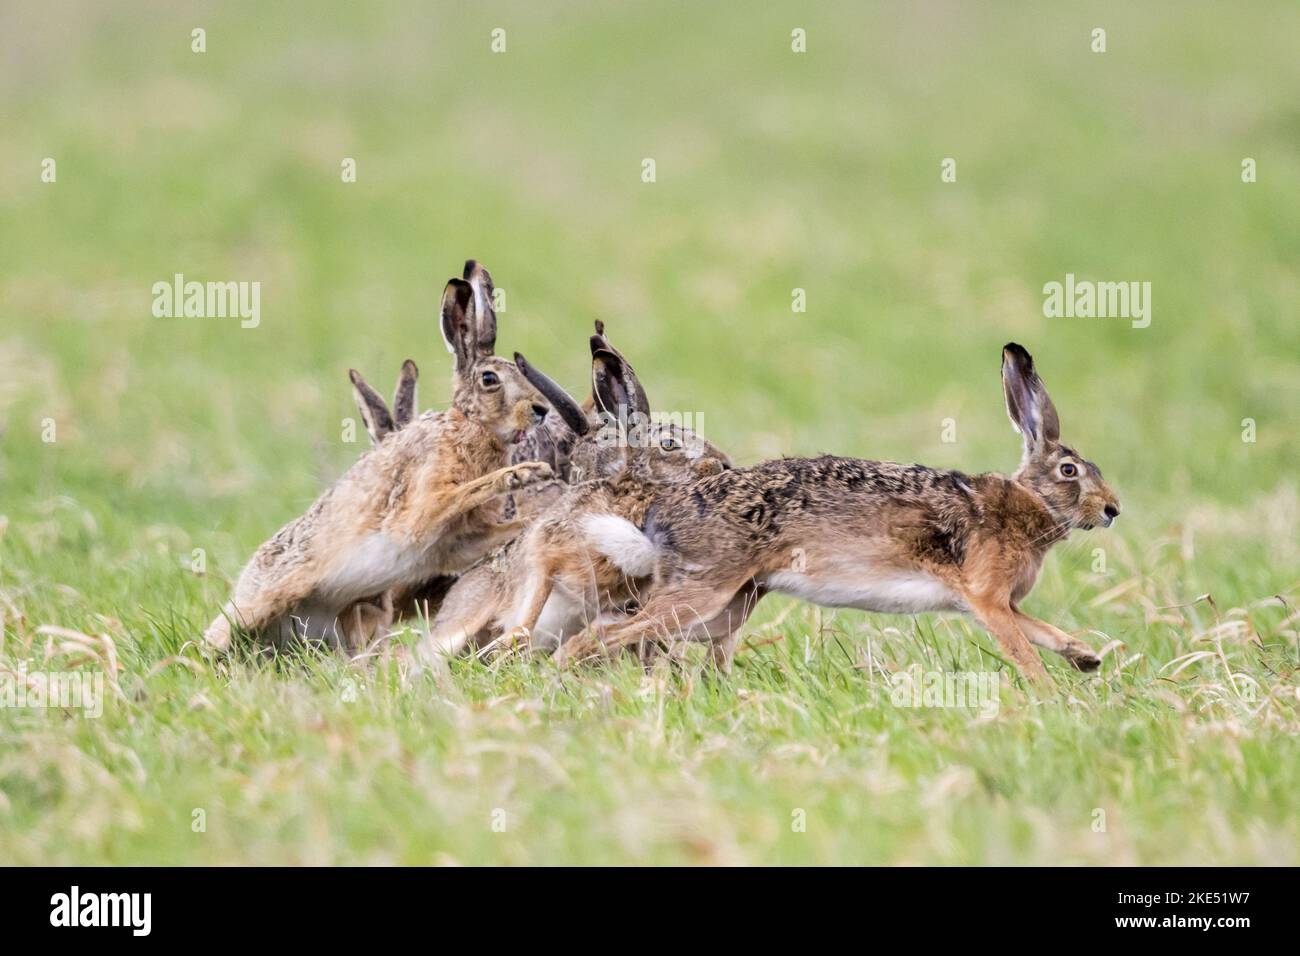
[1,1,1298,865]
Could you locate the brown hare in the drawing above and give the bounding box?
[557,343,1120,684]
[411,321,730,668]
[350,264,594,479]
[336,318,616,642]
[335,343,571,654]
[202,261,587,655]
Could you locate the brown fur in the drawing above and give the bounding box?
[558,344,1120,685]
[411,323,730,667]
[202,262,584,655]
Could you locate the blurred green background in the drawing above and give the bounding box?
[1,1,1297,865]
[3,1,1297,563]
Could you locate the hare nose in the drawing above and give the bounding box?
[531,404,548,422]
[1104,504,1120,520]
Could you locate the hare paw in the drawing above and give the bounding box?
[1067,647,1102,672]
[502,461,553,491]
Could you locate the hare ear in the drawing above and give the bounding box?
[391,359,419,427]
[439,278,477,372]
[588,322,650,416]
[514,352,590,436]
[463,260,496,357]
[1001,343,1060,453]
[350,369,396,445]
[588,321,612,408]
[591,345,651,419]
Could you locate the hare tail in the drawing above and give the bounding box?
[581,514,657,577]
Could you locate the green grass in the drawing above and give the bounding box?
[1,0,1297,865]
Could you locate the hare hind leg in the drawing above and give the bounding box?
[414,604,498,670]
[203,555,319,654]
[703,581,767,673]
[202,607,236,655]
[502,565,556,648]
[203,589,300,655]
[557,576,750,666]
[413,569,505,669]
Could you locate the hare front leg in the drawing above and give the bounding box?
[468,482,566,559]
[1012,609,1102,672]
[963,593,1052,686]
[434,461,554,526]
[477,479,566,529]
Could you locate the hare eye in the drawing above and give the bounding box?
[1059,462,1078,479]
[659,435,680,452]
[480,370,500,388]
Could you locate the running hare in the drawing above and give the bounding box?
[412,322,730,667]
[559,344,1119,683]
[203,261,587,654]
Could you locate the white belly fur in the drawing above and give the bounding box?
[760,568,965,615]
[317,532,431,609]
